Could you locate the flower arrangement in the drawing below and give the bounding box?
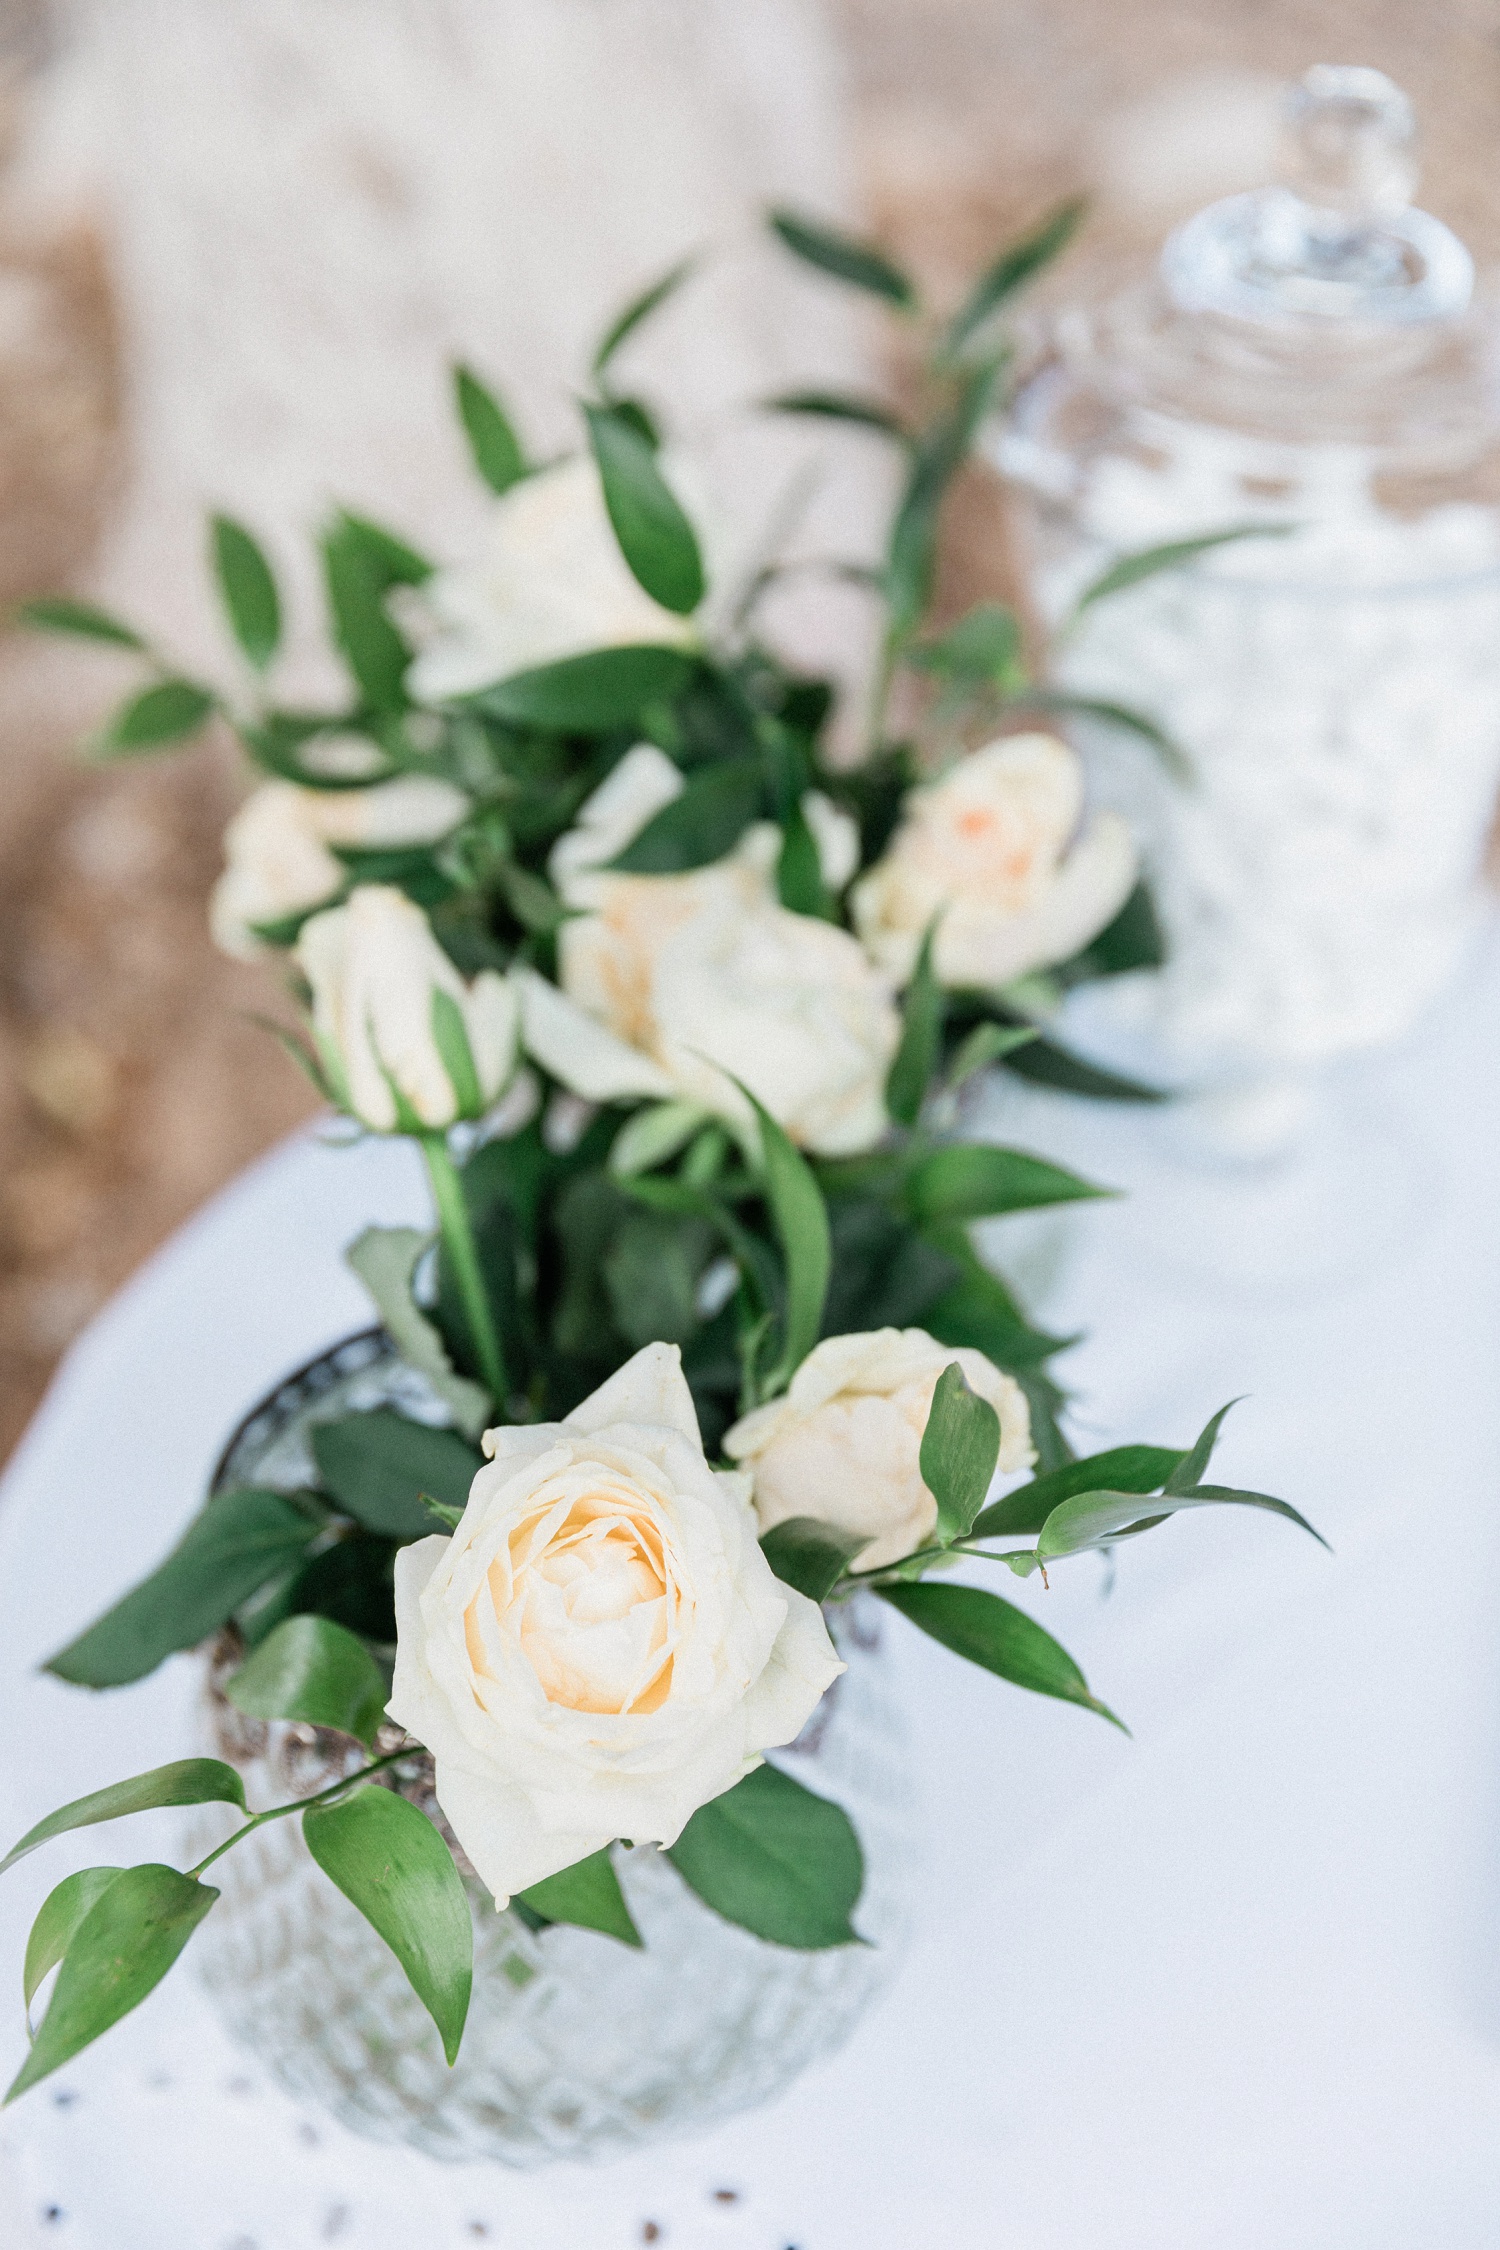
[3,206,1319,2108]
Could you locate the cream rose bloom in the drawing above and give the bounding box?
[403,456,697,704]
[210,773,470,960]
[387,1342,844,1902]
[517,747,898,1153]
[725,1328,1035,1572]
[296,884,518,1132]
[851,733,1138,990]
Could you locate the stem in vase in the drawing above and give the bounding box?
[419,1129,507,1410]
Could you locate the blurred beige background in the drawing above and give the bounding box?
[0,0,1496,1462]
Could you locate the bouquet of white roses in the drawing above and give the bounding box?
[4,206,1319,2103]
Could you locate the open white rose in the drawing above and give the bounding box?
[387,1341,843,1902]
[516,856,899,1153]
[210,774,470,960]
[725,1328,1035,1572]
[403,456,697,704]
[296,884,517,1132]
[851,733,1139,991]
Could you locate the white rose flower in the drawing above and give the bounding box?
[850,733,1139,990]
[403,456,697,703]
[296,884,518,1132]
[210,774,470,961]
[725,1327,1035,1572]
[387,1341,844,1902]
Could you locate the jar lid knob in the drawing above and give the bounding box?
[1160,65,1473,325]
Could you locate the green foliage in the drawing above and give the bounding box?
[517,1847,642,1946]
[879,1583,1123,1727]
[593,255,697,381]
[345,1228,489,1441]
[212,515,282,671]
[920,1362,1002,1542]
[224,1615,390,1746]
[906,1144,1111,1224]
[311,1408,482,1538]
[23,1868,122,2014]
[18,597,145,648]
[768,209,917,309]
[765,390,909,440]
[746,1088,831,1393]
[453,364,527,494]
[584,404,705,614]
[476,644,695,730]
[302,1787,473,2064]
[1070,524,1294,617]
[667,1763,864,1948]
[885,355,1001,636]
[321,513,416,712]
[945,197,1086,355]
[885,922,944,1127]
[759,1517,870,1602]
[44,1490,320,1688]
[907,602,1023,686]
[7,1866,218,2102]
[96,679,215,756]
[610,756,763,874]
[1,1760,246,1875]
[971,1444,1185,1542]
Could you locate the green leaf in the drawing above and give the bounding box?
[920,1362,1001,1543]
[453,365,526,494]
[667,1763,863,1948]
[517,1848,642,1946]
[17,597,146,649]
[322,517,411,712]
[44,1490,321,1689]
[585,405,705,615]
[923,1264,1071,1375]
[906,1143,1111,1224]
[946,197,1086,354]
[971,1444,1184,1541]
[345,1227,489,1441]
[224,1615,390,1746]
[879,1582,1122,1727]
[6,1866,218,2103]
[1003,689,1192,784]
[745,1087,831,1386]
[311,1408,482,1539]
[996,1030,1166,1104]
[907,602,1023,684]
[609,1100,710,1179]
[886,356,1001,635]
[429,987,482,1117]
[302,1786,472,2063]
[946,1021,1039,1089]
[333,511,433,587]
[609,755,763,874]
[775,798,828,917]
[1071,523,1295,616]
[760,1517,870,1602]
[1035,1479,1326,1562]
[1,1761,246,1876]
[211,515,282,671]
[764,390,909,440]
[885,921,944,1127]
[1165,1401,1239,1493]
[24,1869,123,2013]
[768,208,916,309]
[476,644,696,731]
[1062,882,1167,982]
[96,679,215,756]
[593,255,697,380]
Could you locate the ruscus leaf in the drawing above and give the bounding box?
[971,1444,1184,1541]
[920,1362,1002,1542]
[1,1761,246,1876]
[211,515,282,671]
[768,208,916,309]
[345,1227,489,1441]
[946,197,1086,354]
[302,1786,473,2064]
[906,1144,1111,1224]
[667,1764,864,1949]
[17,598,146,650]
[885,920,944,1127]
[311,1407,482,1539]
[879,1582,1123,1727]
[593,255,697,379]
[759,1517,869,1602]
[742,1087,831,1388]
[453,364,527,494]
[585,405,705,615]
[475,644,695,731]
[224,1615,390,1746]
[96,679,216,756]
[609,756,763,875]
[517,1848,642,1946]
[6,1866,218,2102]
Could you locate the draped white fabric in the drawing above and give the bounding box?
[4,925,1500,2245]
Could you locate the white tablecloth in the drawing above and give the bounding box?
[5,931,1500,2248]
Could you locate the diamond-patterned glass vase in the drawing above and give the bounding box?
[189,1333,919,2167]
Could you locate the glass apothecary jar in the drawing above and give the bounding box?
[993,66,1500,1108]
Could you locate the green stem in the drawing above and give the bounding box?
[420,1130,507,1409]
[187,1746,414,1882]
